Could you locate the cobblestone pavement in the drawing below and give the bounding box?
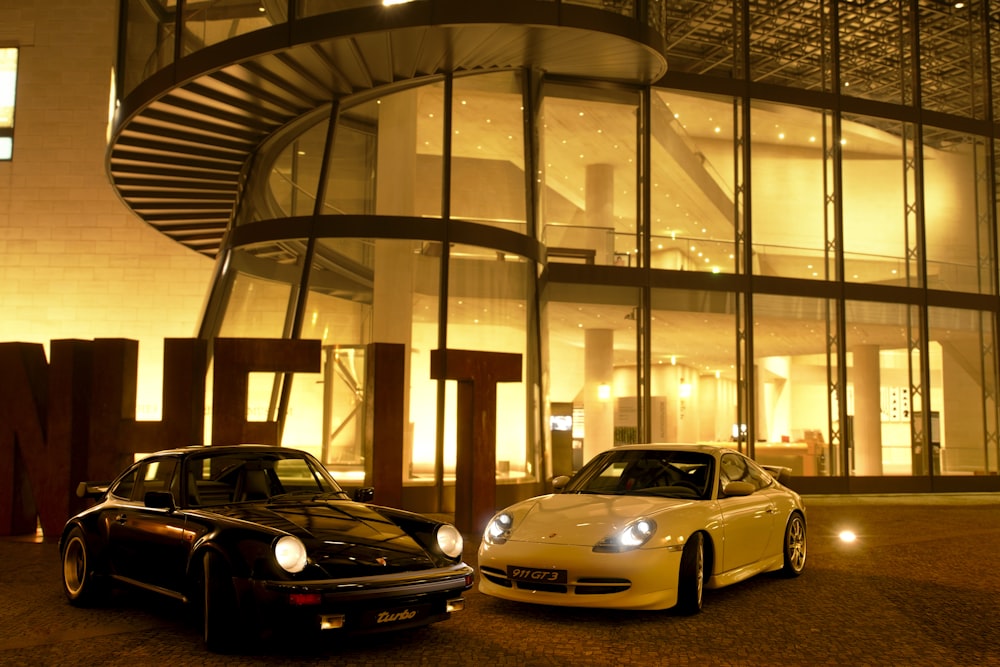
[1,494,998,667]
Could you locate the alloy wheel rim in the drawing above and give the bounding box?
[64,538,85,594]
[788,518,806,570]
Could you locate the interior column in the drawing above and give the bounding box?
[372,90,418,478]
[852,344,883,475]
[584,328,614,461]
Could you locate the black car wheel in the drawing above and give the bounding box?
[781,513,807,577]
[61,527,107,606]
[203,551,240,653]
[676,532,704,615]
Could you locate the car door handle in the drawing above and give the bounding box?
[115,513,128,525]
[766,507,778,514]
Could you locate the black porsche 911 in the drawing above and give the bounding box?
[58,445,473,652]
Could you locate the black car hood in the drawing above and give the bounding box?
[206,499,443,576]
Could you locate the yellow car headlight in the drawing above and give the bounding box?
[594,518,657,553]
[484,512,513,545]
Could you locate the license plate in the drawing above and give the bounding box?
[506,565,568,584]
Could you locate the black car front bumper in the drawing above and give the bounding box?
[245,563,475,634]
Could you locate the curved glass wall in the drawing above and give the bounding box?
[450,73,528,233]
[116,0,1000,503]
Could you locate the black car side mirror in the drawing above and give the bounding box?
[353,487,375,503]
[144,490,177,511]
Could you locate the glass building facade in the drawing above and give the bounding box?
[111,0,1000,510]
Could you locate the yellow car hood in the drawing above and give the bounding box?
[507,493,697,546]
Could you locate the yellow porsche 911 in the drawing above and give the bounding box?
[478,444,806,614]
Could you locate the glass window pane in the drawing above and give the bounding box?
[217,250,298,338]
[348,84,443,218]
[842,114,914,286]
[750,102,827,278]
[373,239,440,484]
[541,84,639,267]
[928,307,997,476]
[0,47,16,161]
[844,301,913,476]
[298,1,384,17]
[752,294,837,477]
[182,0,281,56]
[0,48,15,130]
[324,115,377,216]
[650,89,736,273]
[649,288,736,445]
[446,244,535,481]
[122,0,175,96]
[547,284,639,467]
[450,72,527,233]
[923,129,992,294]
[267,119,327,220]
[293,237,377,470]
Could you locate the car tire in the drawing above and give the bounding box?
[676,532,704,615]
[203,551,240,653]
[61,526,108,606]
[781,512,807,577]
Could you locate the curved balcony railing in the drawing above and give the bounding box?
[120,0,669,98]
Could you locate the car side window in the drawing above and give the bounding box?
[109,468,138,500]
[720,453,773,494]
[131,458,179,502]
[719,453,744,487]
[743,458,774,490]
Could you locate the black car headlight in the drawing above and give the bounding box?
[484,511,513,545]
[435,524,464,558]
[594,518,657,553]
[274,535,308,573]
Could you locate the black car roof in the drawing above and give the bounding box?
[146,444,305,457]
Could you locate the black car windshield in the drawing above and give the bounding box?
[184,451,347,507]
[563,449,714,500]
